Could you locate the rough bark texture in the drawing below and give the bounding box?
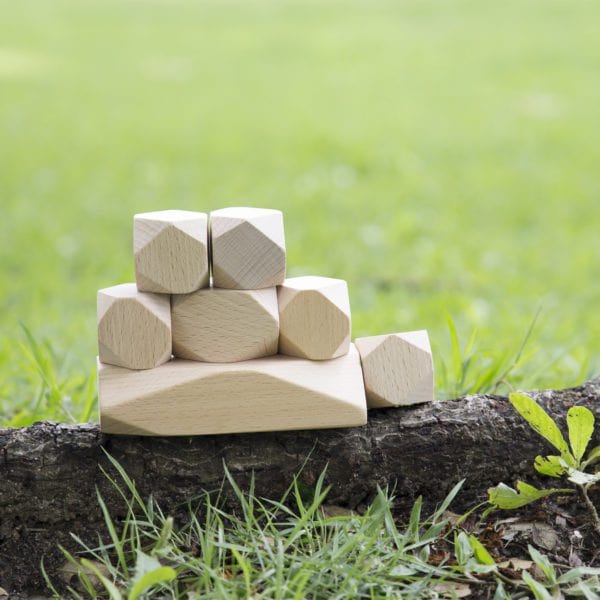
[0,380,598,595]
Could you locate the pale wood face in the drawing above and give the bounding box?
[210,208,286,290]
[278,277,351,361]
[97,284,171,370]
[97,206,434,436]
[134,211,209,294]
[98,346,367,436]
[356,331,434,408]
[171,288,279,363]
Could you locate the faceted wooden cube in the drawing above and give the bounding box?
[134,210,209,294]
[355,330,434,408]
[97,283,171,370]
[171,287,279,363]
[278,276,351,360]
[210,207,286,289]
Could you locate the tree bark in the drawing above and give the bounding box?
[0,380,598,594]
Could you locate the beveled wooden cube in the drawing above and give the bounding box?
[134,210,209,294]
[278,276,351,360]
[210,207,286,289]
[355,330,434,408]
[98,283,171,370]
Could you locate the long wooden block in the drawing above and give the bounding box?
[171,287,279,363]
[98,283,171,370]
[98,345,367,436]
[134,210,209,294]
[278,276,351,360]
[355,330,434,408]
[210,207,286,289]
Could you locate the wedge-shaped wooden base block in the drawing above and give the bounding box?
[98,345,367,436]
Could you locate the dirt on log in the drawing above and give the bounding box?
[0,379,599,594]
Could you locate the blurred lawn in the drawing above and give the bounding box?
[1,0,598,424]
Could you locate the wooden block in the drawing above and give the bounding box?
[210,207,286,289]
[98,345,367,435]
[355,330,434,408]
[278,276,351,360]
[134,210,209,294]
[98,283,171,370]
[171,287,279,363]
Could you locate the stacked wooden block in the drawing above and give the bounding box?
[97,208,434,436]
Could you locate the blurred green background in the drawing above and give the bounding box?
[1,0,598,424]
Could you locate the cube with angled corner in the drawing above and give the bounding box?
[98,283,171,370]
[278,276,351,360]
[134,210,209,294]
[210,207,286,289]
[355,331,434,408]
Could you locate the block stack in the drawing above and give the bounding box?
[97,208,434,436]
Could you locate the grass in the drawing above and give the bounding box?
[1,0,599,420]
[45,455,600,598]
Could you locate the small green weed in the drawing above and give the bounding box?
[488,392,600,535]
[437,311,542,399]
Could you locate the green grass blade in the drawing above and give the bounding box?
[80,559,123,600]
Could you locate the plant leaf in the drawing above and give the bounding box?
[493,580,510,600]
[80,559,123,600]
[487,481,570,510]
[389,565,417,577]
[509,392,572,461]
[557,566,600,584]
[522,570,553,600]
[128,567,176,600]
[583,445,600,468]
[567,406,594,462]
[468,535,496,566]
[567,581,600,599]
[454,531,473,565]
[528,545,556,585]
[567,469,600,487]
[128,550,176,600]
[534,455,565,478]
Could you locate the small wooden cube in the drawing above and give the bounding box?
[355,330,434,408]
[171,287,279,363]
[134,210,209,294]
[210,207,286,289]
[98,283,171,370]
[278,276,351,360]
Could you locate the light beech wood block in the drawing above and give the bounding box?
[97,283,171,370]
[278,276,351,360]
[210,207,286,289]
[171,287,279,363]
[355,330,434,408]
[98,345,367,435]
[134,210,209,294]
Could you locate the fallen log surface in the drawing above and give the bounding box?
[0,379,598,594]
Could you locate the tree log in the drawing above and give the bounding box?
[0,380,598,594]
